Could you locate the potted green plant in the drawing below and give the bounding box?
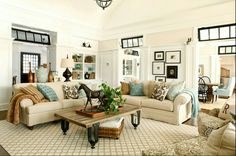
[99,83,126,113]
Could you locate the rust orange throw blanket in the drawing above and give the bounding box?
[7,92,47,125]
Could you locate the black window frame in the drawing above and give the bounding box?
[218,45,236,55]
[121,35,143,48]
[12,28,51,45]
[198,23,236,41]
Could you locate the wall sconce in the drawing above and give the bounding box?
[82,42,91,48]
[186,38,192,45]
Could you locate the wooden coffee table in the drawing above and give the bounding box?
[55,105,141,149]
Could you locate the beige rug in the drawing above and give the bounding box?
[0,117,198,156]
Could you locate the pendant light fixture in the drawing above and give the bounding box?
[96,0,112,10]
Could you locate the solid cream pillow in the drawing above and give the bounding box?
[203,122,235,155]
[218,102,235,120]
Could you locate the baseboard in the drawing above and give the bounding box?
[0,103,8,111]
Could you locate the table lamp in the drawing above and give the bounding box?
[61,55,74,82]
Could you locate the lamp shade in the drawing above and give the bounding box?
[61,58,74,68]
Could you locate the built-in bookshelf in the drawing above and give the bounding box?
[72,53,96,80]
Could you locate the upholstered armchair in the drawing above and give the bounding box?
[142,108,235,156]
[213,77,235,101]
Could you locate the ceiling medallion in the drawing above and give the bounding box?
[96,0,112,10]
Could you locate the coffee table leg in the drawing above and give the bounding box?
[61,120,69,135]
[131,110,141,129]
[87,123,100,149]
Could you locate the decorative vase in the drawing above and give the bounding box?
[28,62,33,83]
[33,67,37,82]
[36,65,48,83]
[84,72,90,79]
[48,62,53,82]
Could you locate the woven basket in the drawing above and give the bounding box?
[99,119,124,139]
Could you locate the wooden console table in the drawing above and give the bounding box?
[55,105,141,149]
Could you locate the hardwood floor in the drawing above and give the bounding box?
[0,110,7,120]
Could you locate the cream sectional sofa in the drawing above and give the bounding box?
[13,81,99,128]
[123,81,192,125]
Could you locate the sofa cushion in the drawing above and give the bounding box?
[130,82,144,96]
[120,82,130,95]
[26,101,62,114]
[37,84,59,101]
[20,85,45,103]
[147,80,156,98]
[166,81,185,101]
[142,80,150,96]
[122,95,148,106]
[151,82,169,101]
[218,102,235,120]
[62,98,86,108]
[203,122,235,155]
[142,99,174,111]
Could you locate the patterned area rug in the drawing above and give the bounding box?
[0,117,198,156]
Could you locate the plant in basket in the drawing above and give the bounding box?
[99,83,126,113]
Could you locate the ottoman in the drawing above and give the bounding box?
[99,117,124,139]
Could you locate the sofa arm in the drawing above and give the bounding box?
[20,99,34,108]
[174,93,191,106]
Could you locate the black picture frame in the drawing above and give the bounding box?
[167,66,178,79]
[152,62,165,75]
[166,51,181,64]
[154,51,164,60]
[155,76,166,82]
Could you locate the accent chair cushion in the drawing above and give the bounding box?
[203,122,235,155]
[20,85,45,103]
[129,82,144,96]
[120,82,130,95]
[166,81,185,101]
[151,82,169,101]
[218,102,235,120]
[37,84,58,101]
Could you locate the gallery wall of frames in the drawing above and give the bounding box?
[152,50,181,82]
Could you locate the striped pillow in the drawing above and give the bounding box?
[37,84,58,101]
[20,85,44,103]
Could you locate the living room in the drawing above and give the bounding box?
[0,0,235,155]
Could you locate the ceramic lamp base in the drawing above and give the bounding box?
[63,68,72,82]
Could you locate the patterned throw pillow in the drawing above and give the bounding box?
[151,82,169,101]
[166,81,185,101]
[129,82,144,96]
[218,102,235,120]
[120,82,130,95]
[197,112,230,137]
[63,85,79,99]
[20,85,45,103]
[37,84,58,101]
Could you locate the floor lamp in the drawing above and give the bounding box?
[61,56,74,82]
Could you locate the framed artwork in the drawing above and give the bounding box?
[154,51,164,60]
[166,51,181,63]
[152,62,165,75]
[167,66,178,79]
[155,76,166,82]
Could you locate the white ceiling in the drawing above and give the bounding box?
[0,0,234,39]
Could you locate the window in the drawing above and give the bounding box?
[121,36,143,48]
[198,23,236,41]
[12,28,50,45]
[218,45,236,55]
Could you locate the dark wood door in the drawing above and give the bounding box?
[20,52,41,83]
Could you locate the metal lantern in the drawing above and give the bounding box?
[96,0,112,10]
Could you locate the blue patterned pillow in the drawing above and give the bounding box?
[166,81,185,101]
[129,82,144,96]
[37,84,58,101]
